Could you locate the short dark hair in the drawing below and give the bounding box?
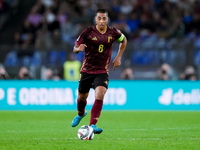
[96,9,108,16]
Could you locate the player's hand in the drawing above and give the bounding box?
[74,44,87,53]
[78,44,87,52]
[112,58,121,70]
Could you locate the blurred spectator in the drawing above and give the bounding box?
[179,65,197,81]
[42,0,53,8]
[63,53,81,81]
[151,11,161,32]
[156,18,169,38]
[27,6,42,29]
[35,0,45,15]
[41,67,60,80]
[126,13,140,33]
[35,29,52,49]
[156,63,177,80]
[112,13,128,34]
[189,13,200,35]
[51,29,63,48]
[21,33,34,49]
[183,10,193,24]
[13,32,23,49]
[0,65,9,79]
[45,68,53,79]
[120,67,134,80]
[110,0,120,20]
[61,18,81,44]
[15,67,32,79]
[22,19,35,35]
[169,17,185,38]
[50,0,60,14]
[138,14,153,33]
[57,8,67,27]
[120,0,133,14]
[44,7,60,32]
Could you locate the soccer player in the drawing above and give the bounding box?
[71,9,127,134]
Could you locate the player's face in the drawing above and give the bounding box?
[95,13,108,30]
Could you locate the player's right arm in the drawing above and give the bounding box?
[73,27,90,54]
[73,44,87,54]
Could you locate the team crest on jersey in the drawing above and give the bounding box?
[92,37,97,40]
[108,36,112,43]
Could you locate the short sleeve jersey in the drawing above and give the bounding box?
[75,25,123,74]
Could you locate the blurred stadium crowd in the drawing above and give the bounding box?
[0,0,200,80]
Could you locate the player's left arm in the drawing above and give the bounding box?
[112,34,127,70]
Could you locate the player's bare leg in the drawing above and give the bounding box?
[90,86,107,134]
[71,93,88,127]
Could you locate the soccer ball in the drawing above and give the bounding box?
[77,125,94,140]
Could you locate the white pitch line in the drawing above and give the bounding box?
[121,127,198,131]
[0,127,198,133]
[104,138,200,141]
[123,129,147,131]
[0,130,72,133]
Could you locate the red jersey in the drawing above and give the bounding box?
[75,25,123,74]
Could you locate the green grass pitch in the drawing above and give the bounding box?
[0,111,200,150]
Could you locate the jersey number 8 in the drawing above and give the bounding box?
[98,44,104,53]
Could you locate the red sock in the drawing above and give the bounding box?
[89,99,103,126]
[77,99,87,116]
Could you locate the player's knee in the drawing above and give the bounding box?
[78,96,87,101]
[95,87,107,100]
[78,93,88,101]
[95,92,105,100]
